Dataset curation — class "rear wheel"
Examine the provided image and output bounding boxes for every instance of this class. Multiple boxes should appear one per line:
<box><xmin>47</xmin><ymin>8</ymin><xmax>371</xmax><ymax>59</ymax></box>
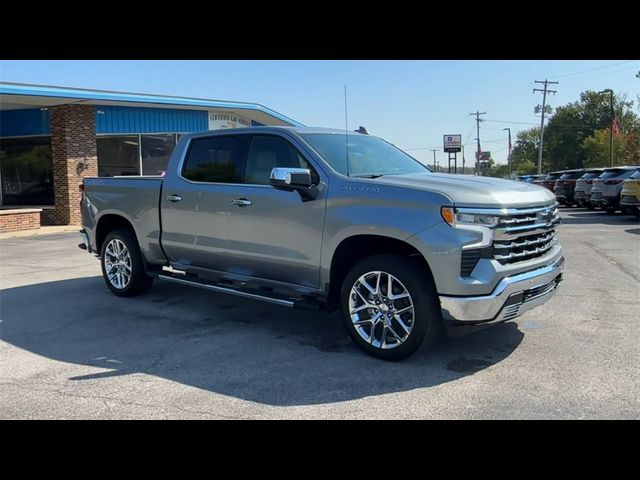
<box><xmin>340</xmin><ymin>255</ymin><xmax>441</xmax><ymax>361</ymax></box>
<box><xmin>100</xmin><ymin>228</ymin><xmax>153</xmax><ymax>297</ymax></box>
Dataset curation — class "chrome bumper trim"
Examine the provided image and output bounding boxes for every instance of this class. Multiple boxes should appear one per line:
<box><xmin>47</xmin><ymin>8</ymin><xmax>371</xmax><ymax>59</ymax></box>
<box><xmin>440</xmin><ymin>256</ymin><xmax>564</xmax><ymax>323</ymax></box>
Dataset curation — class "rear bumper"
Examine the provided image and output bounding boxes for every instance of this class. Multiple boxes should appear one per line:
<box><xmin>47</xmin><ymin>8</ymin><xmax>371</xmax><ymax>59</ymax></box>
<box><xmin>440</xmin><ymin>256</ymin><xmax>564</xmax><ymax>324</ymax></box>
<box><xmin>590</xmin><ymin>192</ymin><xmax>606</xmax><ymax>205</ymax></box>
<box><xmin>554</xmin><ymin>190</ymin><xmax>573</xmax><ymax>203</ymax></box>
<box><xmin>620</xmin><ymin>195</ymin><xmax>640</xmax><ymax>207</ymax></box>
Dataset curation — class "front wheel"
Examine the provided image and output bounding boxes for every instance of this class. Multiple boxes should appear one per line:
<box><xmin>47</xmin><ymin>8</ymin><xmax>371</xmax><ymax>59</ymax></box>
<box><xmin>340</xmin><ymin>255</ymin><xmax>441</xmax><ymax>361</ymax></box>
<box><xmin>100</xmin><ymin>228</ymin><xmax>153</xmax><ymax>297</ymax></box>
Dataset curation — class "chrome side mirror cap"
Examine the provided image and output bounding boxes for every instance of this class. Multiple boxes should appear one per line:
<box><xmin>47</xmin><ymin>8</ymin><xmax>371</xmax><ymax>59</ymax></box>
<box><xmin>269</xmin><ymin>167</ymin><xmax>313</xmax><ymax>188</ymax></box>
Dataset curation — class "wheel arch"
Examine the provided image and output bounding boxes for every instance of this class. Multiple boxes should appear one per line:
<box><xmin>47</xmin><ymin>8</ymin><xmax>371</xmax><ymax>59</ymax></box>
<box><xmin>326</xmin><ymin>234</ymin><xmax>435</xmax><ymax>310</ymax></box>
<box><xmin>95</xmin><ymin>213</ymin><xmax>138</xmax><ymax>255</ymax></box>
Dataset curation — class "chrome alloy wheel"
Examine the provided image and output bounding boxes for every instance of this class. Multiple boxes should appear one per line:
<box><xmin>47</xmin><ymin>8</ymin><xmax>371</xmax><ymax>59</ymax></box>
<box><xmin>104</xmin><ymin>238</ymin><xmax>132</xmax><ymax>290</ymax></box>
<box><xmin>348</xmin><ymin>271</ymin><xmax>415</xmax><ymax>349</ymax></box>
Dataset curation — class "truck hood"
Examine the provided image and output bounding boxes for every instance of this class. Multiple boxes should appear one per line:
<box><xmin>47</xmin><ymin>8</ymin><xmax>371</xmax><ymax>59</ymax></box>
<box><xmin>374</xmin><ymin>173</ymin><xmax>556</xmax><ymax>208</ymax></box>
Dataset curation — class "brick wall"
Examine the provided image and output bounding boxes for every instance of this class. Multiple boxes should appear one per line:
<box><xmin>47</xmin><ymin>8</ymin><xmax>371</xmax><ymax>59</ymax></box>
<box><xmin>0</xmin><ymin>209</ymin><xmax>42</xmax><ymax>233</ymax></box>
<box><xmin>43</xmin><ymin>105</ymin><xmax>98</xmax><ymax>226</ymax></box>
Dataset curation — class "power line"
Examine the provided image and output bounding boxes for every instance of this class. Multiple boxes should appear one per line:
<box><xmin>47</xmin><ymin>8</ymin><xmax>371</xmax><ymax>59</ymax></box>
<box><xmin>485</xmin><ymin>119</ymin><xmax>540</xmax><ymax>125</ymax></box>
<box><xmin>548</xmin><ymin>60</ymin><xmax>635</xmax><ymax>80</ymax></box>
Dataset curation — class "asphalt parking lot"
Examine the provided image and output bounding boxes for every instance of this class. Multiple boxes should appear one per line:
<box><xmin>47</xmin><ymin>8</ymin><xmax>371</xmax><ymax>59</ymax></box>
<box><xmin>1</xmin><ymin>209</ymin><xmax>639</xmax><ymax>419</ymax></box>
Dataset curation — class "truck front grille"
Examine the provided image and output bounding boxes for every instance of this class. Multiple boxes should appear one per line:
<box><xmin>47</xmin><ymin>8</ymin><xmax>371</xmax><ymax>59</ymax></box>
<box><xmin>492</xmin><ymin>204</ymin><xmax>560</xmax><ymax>265</ymax></box>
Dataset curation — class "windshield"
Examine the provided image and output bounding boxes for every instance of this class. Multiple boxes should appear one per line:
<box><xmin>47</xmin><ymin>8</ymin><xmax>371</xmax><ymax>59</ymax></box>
<box><xmin>300</xmin><ymin>133</ymin><xmax>429</xmax><ymax>177</ymax></box>
<box><xmin>546</xmin><ymin>173</ymin><xmax>562</xmax><ymax>180</ymax></box>
<box><xmin>630</xmin><ymin>170</ymin><xmax>640</xmax><ymax>180</ymax></box>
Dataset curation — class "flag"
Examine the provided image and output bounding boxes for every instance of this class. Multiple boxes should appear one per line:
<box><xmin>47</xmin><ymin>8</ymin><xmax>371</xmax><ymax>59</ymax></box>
<box><xmin>612</xmin><ymin>117</ymin><xmax>620</xmax><ymax>136</ymax></box>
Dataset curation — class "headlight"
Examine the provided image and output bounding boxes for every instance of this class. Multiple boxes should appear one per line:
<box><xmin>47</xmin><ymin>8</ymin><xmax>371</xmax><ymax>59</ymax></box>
<box><xmin>441</xmin><ymin>207</ymin><xmax>499</xmax><ymax>228</ymax></box>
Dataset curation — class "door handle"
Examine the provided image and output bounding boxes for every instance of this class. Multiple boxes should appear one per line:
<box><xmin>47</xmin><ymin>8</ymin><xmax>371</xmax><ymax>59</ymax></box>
<box><xmin>165</xmin><ymin>194</ymin><xmax>182</xmax><ymax>202</ymax></box>
<box><xmin>230</xmin><ymin>198</ymin><xmax>252</xmax><ymax>207</ymax></box>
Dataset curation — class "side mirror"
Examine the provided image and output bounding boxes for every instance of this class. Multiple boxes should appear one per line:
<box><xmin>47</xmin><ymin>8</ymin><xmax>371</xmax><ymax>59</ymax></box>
<box><xmin>269</xmin><ymin>167</ymin><xmax>313</xmax><ymax>189</ymax></box>
<box><xmin>269</xmin><ymin>167</ymin><xmax>318</xmax><ymax>201</ymax></box>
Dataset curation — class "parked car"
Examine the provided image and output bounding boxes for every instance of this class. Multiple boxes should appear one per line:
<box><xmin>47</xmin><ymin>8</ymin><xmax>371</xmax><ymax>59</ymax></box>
<box><xmin>532</xmin><ymin>175</ymin><xmax>545</xmax><ymax>186</ymax></box>
<box><xmin>553</xmin><ymin>169</ymin><xmax>585</xmax><ymax>206</ymax></box>
<box><xmin>518</xmin><ymin>174</ymin><xmax>544</xmax><ymax>183</ymax></box>
<box><xmin>590</xmin><ymin>166</ymin><xmax>640</xmax><ymax>213</ymax></box>
<box><xmin>542</xmin><ymin>171</ymin><xmax>564</xmax><ymax>191</ymax></box>
<box><xmin>79</xmin><ymin>126</ymin><xmax>564</xmax><ymax>361</ymax></box>
<box><xmin>574</xmin><ymin>168</ymin><xmax>605</xmax><ymax>209</ymax></box>
<box><xmin>620</xmin><ymin>169</ymin><xmax>640</xmax><ymax>218</ymax></box>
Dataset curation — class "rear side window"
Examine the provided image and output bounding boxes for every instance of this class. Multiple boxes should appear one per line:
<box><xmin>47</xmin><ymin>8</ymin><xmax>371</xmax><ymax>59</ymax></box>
<box><xmin>182</xmin><ymin>136</ymin><xmax>248</xmax><ymax>183</ymax></box>
<box><xmin>243</xmin><ymin>135</ymin><xmax>316</xmax><ymax>185</ymax></box>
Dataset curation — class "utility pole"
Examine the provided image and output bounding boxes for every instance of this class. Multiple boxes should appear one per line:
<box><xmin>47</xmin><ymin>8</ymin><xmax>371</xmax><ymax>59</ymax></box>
<box><xmin>533</xmin><ymin>79</ymin><xmax>558</xmax><ymax>174</ymax></box>
<box><xmin>461</xmin><ymin>145</ymin><xmax>465</xmax><ymax>173</ymax></box>
<box><xmin>469</xmin><ymin>111</ymin><xmax>486</xmax><ymax>175</ymax></box>
<box><xmin>503</xmin><ymin>127</ymin><xmax>512</xmax><ymax>178</ymax></box>
<box><xmin>598</xmin><ymin>89</ymin><xmax>614</xmax><ymax>167</ymax></box>
<box><xmin>430</xmin><ymin>148</ymin><xmax>439</xmax><ymax>171</ymax></box>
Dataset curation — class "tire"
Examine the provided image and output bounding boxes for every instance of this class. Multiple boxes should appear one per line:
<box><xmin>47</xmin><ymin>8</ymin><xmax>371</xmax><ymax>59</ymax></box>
<box><xmin>606</xmin><ymin>207</ymin><xmax>615</xmax><ymax>214</ymax></box>
<box><xmin>340</xmin><ymin>254</ymin><xmax>441</xmax><ymax>361</ymax></box>
<box><xmin>100</xmin><ymin>228</ymin><xmax>153</xmax><ymax>297</ymax></box>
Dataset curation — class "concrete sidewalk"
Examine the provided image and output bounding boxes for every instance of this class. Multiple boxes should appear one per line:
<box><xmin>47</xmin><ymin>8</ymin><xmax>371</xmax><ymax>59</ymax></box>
<box><xmin>0</xmin><ymin>225</ymin><xmax>80</xmax><ymax>240</ymax></box>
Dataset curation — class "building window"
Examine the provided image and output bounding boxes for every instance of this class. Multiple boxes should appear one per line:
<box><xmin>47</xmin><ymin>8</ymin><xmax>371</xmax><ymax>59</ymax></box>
<box><xmin>0</xmin><ymin>136</ymin><xmax>54</xmax><ymax>206</ymax></box>
<box><xmin>97</xmin><ymin>136</ymin><xmax>140</xmax><ymax>177</ymax></box>
<box><xmin>141</xmin><ymin>134</ymin><xmax>176</xmax><ymax>176</ymax></box>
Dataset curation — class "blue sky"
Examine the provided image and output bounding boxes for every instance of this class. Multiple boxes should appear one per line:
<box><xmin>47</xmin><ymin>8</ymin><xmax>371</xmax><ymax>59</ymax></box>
<box><xmin>1</xmin><ymin>60</ymin><xmax>638</xmax><ymax>166</ymax></box>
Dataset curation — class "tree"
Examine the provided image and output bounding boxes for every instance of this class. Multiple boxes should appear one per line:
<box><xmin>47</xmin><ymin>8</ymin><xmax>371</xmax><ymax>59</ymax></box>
<box><xmin>543</xmin><ymin>90</ymin><xmax>638</xmax><ymax>171</ymax></box>
<box><xmin>583</xmin><ymin>128</ymin><xmax>640</xmax><ymax>167</ymax></box>
<box><xmin>486</xmin><ymin>163</ymin><xmax>509</xmax><ymax>179</ymax></box>
<box><xmin>509</xmin><ymin>127</ymin><xmax>541</xmax><ymax>174</ymax></box>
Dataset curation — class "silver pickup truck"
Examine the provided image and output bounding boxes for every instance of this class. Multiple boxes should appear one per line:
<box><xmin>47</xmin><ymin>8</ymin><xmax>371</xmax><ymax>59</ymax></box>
<box><xmin>80</xmin><ymin>127</ymin><xmax>564</xmax><ymax>360</ymax></box>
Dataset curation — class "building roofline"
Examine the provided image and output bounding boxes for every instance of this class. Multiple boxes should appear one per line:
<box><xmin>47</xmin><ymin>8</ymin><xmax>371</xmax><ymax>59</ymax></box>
<box><xmin>0</xmin><ymin>81</ymin><xmax>304</xmax><ymax>127</ymax></box>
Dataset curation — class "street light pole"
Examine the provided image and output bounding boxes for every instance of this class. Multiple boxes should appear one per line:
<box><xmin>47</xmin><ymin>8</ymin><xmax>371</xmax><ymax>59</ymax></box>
<box><xmin>598</xmin><ymin>89</ymin><xmax>614</xmax><ymax>167</ymax></box>
<box><xmin>503</xmin><ymin>127</ymin><xmax>512</xmax><ymax>178</ymax></box>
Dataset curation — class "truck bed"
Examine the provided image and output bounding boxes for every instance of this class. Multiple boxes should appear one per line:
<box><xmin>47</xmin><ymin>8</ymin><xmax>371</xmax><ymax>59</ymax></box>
<box><xmin>82</xmin><ymin>176</ymin><xmax>166</xmax><ymax>264</ymax></box>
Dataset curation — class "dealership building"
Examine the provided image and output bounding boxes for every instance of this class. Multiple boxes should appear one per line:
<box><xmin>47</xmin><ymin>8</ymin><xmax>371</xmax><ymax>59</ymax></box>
<box><xmin>0</xmin><ymin>82</ymin><xmax>301</xmax><ymax>232</ymax></box>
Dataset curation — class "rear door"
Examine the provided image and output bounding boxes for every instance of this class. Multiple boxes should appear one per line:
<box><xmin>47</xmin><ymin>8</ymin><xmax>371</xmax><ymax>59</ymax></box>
<box><xmin>225</xmin><ymin>133</ymin><xmax>327</xmax><ymax>288</ymax></box>
<box><xmin>160</xmin><ymin>134</ymin><xmax>250</xmax><ymax>270</ymax></box>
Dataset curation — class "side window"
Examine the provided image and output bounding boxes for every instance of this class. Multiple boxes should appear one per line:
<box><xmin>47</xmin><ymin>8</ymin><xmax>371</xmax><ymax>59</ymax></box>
<box><xmin>243</xmin><ymin>135</ymin><xmax>317</xmax><ymax>185</ymax></box>
<box><xmin>182</xmin><ymin>135</ymin><xmax>247</xmax><ymax>183</ymax></box>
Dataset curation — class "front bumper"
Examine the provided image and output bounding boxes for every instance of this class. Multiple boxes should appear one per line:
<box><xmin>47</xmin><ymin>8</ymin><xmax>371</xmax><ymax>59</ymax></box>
<box><xmin>440</xmin><ymin>256</ymin><xmax>564</xmax><ymax>324</ymax></box>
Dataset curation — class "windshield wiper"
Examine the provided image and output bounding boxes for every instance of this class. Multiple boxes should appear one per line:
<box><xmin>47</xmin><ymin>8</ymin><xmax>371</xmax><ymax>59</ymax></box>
<box><xmin>351</xmin><ymin>174</ymin><xmax>384</xmax><ymax>179</ymax></box>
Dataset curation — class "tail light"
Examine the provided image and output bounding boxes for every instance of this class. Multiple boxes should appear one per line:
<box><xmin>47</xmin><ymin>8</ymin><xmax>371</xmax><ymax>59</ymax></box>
<box><xmin>604</xmin><ymin>179</ymin><xmax>622</xmax><ymax>185</ymax></box>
